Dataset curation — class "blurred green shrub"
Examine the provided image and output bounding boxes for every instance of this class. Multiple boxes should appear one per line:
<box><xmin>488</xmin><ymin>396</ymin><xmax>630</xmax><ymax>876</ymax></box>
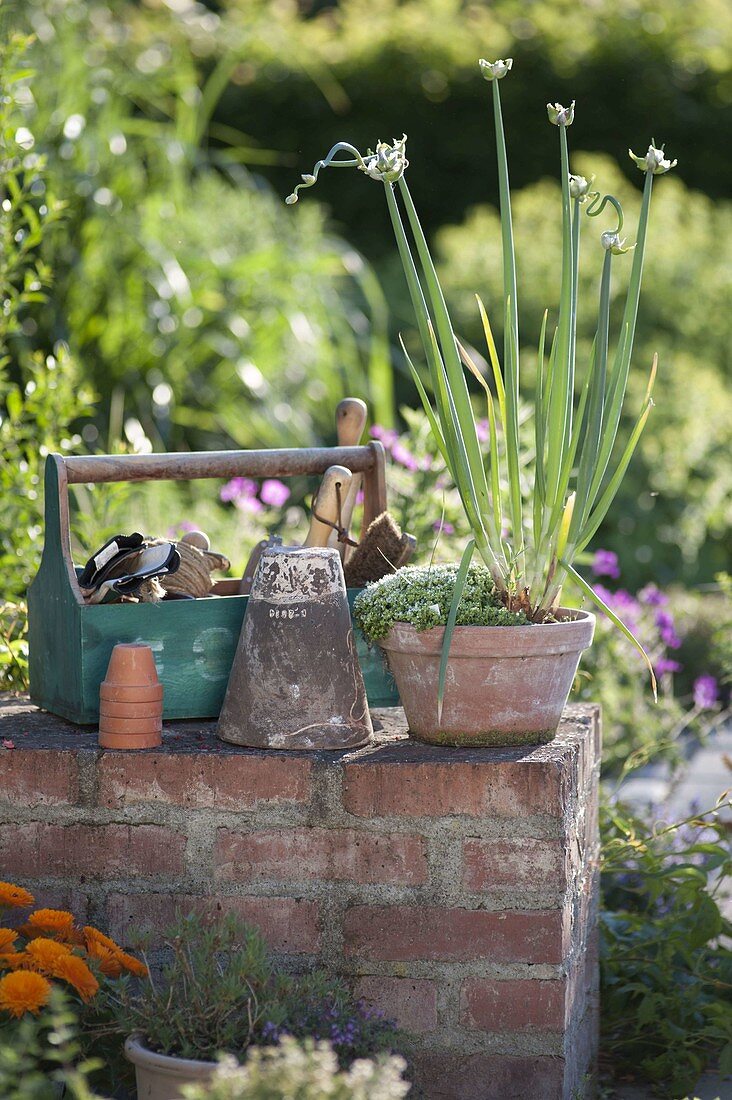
<box><xmin>436</xmin><ymin>155</ymin><xmax>732</xmax><ymax>588</ymax></box>
<box><xmin>15</xmin><ymin>0</ymin><xmax>394</xmax><ymax>449</ymax></box>
<box><xmin>206</xmin><ymin>0</ymin><xmax>732</xmax><ymax>247</ymax></box>
<box><xmin>601</xmin><ymin>798</ymin><xmax>732</xmax><ymax>1094</ymax></box>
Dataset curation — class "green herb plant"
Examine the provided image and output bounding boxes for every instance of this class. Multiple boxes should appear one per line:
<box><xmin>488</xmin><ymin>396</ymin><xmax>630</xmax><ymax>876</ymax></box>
<box><xmin>287</xmin><ymin>58</ymin><xmax>676</xmax><ymax>703</ymax></box>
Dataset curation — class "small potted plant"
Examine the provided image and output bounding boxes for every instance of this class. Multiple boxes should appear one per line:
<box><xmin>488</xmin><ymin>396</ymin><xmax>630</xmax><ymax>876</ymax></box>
<box><xmin>97</xmin><ymin>913</ymin><xmax>401</xmax><ymax>1099</ymax></box>
<box><xmin>287</xmin><ymin>59</ymin><xmax>675</xmax><ymax>746</ymax></box>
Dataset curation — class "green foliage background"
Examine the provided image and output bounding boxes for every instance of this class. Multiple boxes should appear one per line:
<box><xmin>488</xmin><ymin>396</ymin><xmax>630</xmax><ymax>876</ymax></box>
<box><xmin>2</xmin><ymin>0</ymin><xmax>728</xmax><ymax>591</ymax></box>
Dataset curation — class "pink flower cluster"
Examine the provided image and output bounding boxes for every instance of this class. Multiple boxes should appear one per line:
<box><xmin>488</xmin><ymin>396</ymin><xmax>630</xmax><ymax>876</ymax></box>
<box><xmin>220</xmin><ymin>477</ymin><xmax>291</xmax><ymax>513</ymax></box>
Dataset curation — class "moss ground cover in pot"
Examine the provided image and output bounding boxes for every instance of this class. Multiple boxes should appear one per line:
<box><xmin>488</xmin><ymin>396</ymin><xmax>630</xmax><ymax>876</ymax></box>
<box><xmin>354</xmin><ymin>564</ymin><xmax>594</xmax><ymax>745</ymax></box>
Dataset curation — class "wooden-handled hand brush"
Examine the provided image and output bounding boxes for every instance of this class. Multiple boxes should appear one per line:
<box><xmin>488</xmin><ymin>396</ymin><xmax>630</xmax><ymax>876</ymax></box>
<box><xmin>344</xmin><ymin>512</ymin><xmax>416</xmax><ymax>588</ymax></box>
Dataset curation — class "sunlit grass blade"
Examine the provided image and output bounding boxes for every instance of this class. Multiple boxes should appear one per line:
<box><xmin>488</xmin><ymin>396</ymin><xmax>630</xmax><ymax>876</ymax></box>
<box><xmin>560</xmin><ymin>558</ymin><xmax>657</xmax><ymax>699</ymax></box>
<box><xmin>544</xmin><ymin>126</ymin><xmax>574</xmax><ymax>510</ymax></box>
<box><xmin>397</xmin><ymin>178</ymin><xmax>491</xmax><ymax>519</ymax></box>
<box><xmin>437</xmin><ymin>538</ymin><xmax>475</xmax><ymax>722</ymax></box>
<box><xmin>458</xmin><ymin>340</ymin><xmax>504</xmax><ymax>547</ymax></box>
<box><xmin>504</xmin><ymin>296</ymin><xmax>524</xmax><ymax>551</ymax></box>
<box><xmin>399</xmin><ymin>335</ymin><xmax>448</xmax><ymax>465</ymax></box>
<box><xmin>533</xmin><ymin>308</ymin><xmax>549</xmax><ymax>543</ymax></box>
<box><xmin>575</xmin><ymin>358</ymin><xmax>657</xmax><ymax>551</ymax></box>
<box><xmin>475</xmin><ymin>294</ymin><xmax>505</xmax><ymax>424</ymax></box>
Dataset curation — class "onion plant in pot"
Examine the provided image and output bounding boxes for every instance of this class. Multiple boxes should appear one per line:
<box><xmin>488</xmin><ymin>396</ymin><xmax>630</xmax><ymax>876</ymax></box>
<box><xmin>287</xmin><ymin>59</ymin><xmax>675</xmax><ymax>746</ymax></box>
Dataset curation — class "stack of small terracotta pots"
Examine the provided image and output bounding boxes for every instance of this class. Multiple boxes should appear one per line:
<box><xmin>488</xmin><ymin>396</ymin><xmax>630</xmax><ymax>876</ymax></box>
<box><xmin>99</xmin><ymin>643</ymin><xmax>163</xmax><ymax>749</ymax></box>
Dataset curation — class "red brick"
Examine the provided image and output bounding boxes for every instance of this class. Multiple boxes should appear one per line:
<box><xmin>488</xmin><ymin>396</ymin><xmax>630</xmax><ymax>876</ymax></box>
<box><xmin>460</xmin><ymin>978</ymin><xmax>566</xmax><ymax>1032</ymax></box>
<box><xmin>462</xmin><ymin>838</ymin><xmax>564</xmax><ymax>892</ymax></box>
<box><xmin>214</xmin><ymin>828</ymin><xmax>428</xmax><ymax>886</ymax></box>
<box><xmin>344</xmin><ymin>905</ymin><xmax>565</xmax><ymax>964</ymax></box>
<box><xmin>105</xmin><ymin>892</ymin><xmax>320</xmax><ymax>953</ymax></box>
<box><xmin>354</xmin><ymin>977</ymin><xmax>438</xmax><ymax>1033</ymax></box>
<box><xmin>343</xmin><ymin>757</ymin><xmax>569</xmax><ymax>819</ymax></box>
<box><xmin>412</xmin><ymin>1052</ymin><xmax>565</xmax><ymax>1100</ymax></box>
<box><xmin>98</xmin><ymin>752</ymin><xmax>312</xmax><ymax>810</ymax></box>
<box><xmin>0</xmin><ymin>749</ymin><xmax>79</xmax><ymax>805</ymax></box>
<box><xmin>0</xmin><ymin>822</ymin><xmax>185</xmax><ymax>879</ymax></box>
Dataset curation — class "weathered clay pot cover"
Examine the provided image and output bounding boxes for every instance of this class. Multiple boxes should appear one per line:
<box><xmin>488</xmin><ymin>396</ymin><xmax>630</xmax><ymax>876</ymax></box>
<box><xmin>379</xmin><ymin>609</ymin><xmax>595</xmax><ymax>747</ymax></box>
<box><xmin>217</xmin><ymin>546</ymin><xmax>372</xmax><ymax>750</ymax></box>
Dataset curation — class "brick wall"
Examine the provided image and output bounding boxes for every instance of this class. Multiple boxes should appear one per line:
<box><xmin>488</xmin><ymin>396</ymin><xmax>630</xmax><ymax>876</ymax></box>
<box><xmin>0</xmin><ymin>696</ymin><xmax>601</xmax><ymax>1100</ymax></box>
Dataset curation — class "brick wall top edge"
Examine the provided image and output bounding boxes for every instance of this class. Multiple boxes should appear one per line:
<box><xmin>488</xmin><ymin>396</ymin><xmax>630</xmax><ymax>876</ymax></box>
<box><xmin>0</xmin><ymin>695</ymin><xmax>599</xmax><ymax>760</ymax></box>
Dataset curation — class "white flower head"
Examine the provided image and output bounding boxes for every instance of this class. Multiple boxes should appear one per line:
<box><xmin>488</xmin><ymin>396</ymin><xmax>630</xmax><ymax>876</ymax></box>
<box><xmin>629</xmin><ymin>142</ymin><xmax>677</xmax><ymax>175</ymax></box>
<box><xmin>569</xmin><ymin>173</ymin><xmax>594</xmax><ymax>201</ymax></box>
<box><xmin>547</xmin><ymin>101</ymin><xmax>575</xmax><ymax>127</ymax></box>
<box><xmin>479</xmin><ymin>58</ymin><xmax>513</xmax><ymax>81</ymax></box>
<box><xmin>601</xmin><ymin>230</ymin><xmax>634</xmax><ymax>255</ymax></box>
<box><xmin>359</xmin><ymin>135</ymin><xmax>408</xmax><ymax>183</ymax></box>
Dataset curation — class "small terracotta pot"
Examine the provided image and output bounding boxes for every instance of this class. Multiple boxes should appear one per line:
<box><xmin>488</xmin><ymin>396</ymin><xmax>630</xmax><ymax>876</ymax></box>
<box><xmin>99</xmin><ymin>644</ymin><xmax>163</xmax><ymax>749</ymax></box>
<box><xmin>98</xmin><ymin>729</ymin><xmax>162</xmax><ymax>750</ymax></box>
<box><xmin>124</xmin><ymin>1036</ymin><xmax>217</xmax><ymax>1100</ymax></box>
<box><xmin>379</xmin><ymin>609</ymin><xmax>595</xmax><ymax>747</ymax></box>
<box><xmin>100</xmin><ymin>682</ymin><xmax>164</xmax><ymax>704</ymax></box>
<box><xmin>104</xmin><ymin>642</ymin><xmax>159</xmax><ymax>686</ymax></box>
<box><xmin>100</xmin><ymin>698</ymin><xmax>165</xmax><ymax>719</ymax></box>
<box><xmin>99</xmin><ymin>713</ymin><xmax>162</xmax><ymax>736</ymax></box>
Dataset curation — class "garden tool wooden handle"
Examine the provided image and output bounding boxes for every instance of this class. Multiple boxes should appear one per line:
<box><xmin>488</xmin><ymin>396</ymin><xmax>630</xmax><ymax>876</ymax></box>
<box><xmin>329</xmin><ymin>399</ymin><xmax>368</xmax><ymax>558</ymax></box>
<box><xmin>304</xmin><ymin>465</ymin><xmax>353</xmax><ymax>548</ymax></box>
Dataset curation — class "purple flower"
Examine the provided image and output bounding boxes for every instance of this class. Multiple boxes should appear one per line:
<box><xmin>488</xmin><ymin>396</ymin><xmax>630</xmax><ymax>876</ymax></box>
<box><xmin>369</xmin><ymin>424</ymin><xmax>399</xmax><ymax>448</ymax></box>
<box><xmin>639</xmin><ymin>583</ymin><xmax>667</xmax><ymax>607</ymax></box>
<box><xmin>220</xmin><ymin>476</ymin><xmax>258</xmax><ymax>504</ymax></box>
<box><xmin>693</xmin><ymin>674</ymin><xmax>719</xmax><ymax>709</ymax></box>
<box><xmin>655</xmin><ymin>609</ymin><xmax>681</xmax><ymax>649</ymax></box>
<box><xmin>655</xmin><ymin>658</ymin><xmax>682</xmax><ymax>677</ymax></box>
<box><xmin>391</xmin><ymin>441</ymin><xmax>420</xmax><ymax>471</ymax></box>
<box><xmin>433</xmin><ymin>519</ymin><xmax>455</xmax><ymax>535</ymax></box>
<box><xmin>592</xmin><ymin>549</ymin><xmax>620</xmax><ymax>579</ymax></box>
<box><xmin>235</xmin><ymin>495</ymin><xmax>264</xmax><ymax>515</ymax></box>
<box><xmin>476</xmin><ymin>418</ymin><xmax>490</xmax><ymax>443</ymax></box>
<box><xmin>260</xmin><ymin>478</ymin><xmax>291</xmax><ymax>508</ymax></box>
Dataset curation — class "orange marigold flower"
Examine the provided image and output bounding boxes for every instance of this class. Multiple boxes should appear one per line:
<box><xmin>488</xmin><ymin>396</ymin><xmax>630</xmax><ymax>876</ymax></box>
<box><xmin>0</xmin><ymin>883</ymin><xmax>34</xmax><ymax>909</ymax></box>
<box><xmin>25</xmin><ymin>909</ymin><xmax>79</xmax><ymax>942</ymax></box>
<box><xmin>118</xmin><ymin>951</ymin><xmax>148</xmax><ymax>978</ymax></box>
<box><xmin>0</xmin><ymin>952</ymin><xmax>27</xmax><ymax>971</ymax></box>
<box><xmin>0</xmin><ymin>970</ymin><xmax>51</xmax><ymax>1016</ymax></box>
<box><xmin>85</xmin><ymin>941</ymin><xmax>123</xmax><ymax>978</ymax></box>
<box><xmin>25</xmin><ymin>937</ymin><xmax>73</xmax><ymax>974</ymax></box>
<box><xmin>83</xmin><ymin>926</ymin><xmax>122</xmax><ymax>953</ymax></box>
<box><xmin>0</xmin><ymin>929</ymin><xmax>17</xmax><ymax>954</ymax></box>
<box><xmin>53</xmin><ymin>954</ymin><xmax>99</xmax><ymax>1002</ymax></box>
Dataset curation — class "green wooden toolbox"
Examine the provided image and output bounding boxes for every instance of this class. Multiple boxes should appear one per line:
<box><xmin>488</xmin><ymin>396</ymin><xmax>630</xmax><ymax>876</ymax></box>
<box><xmin>28</xmin><ymin>444</ymin><xmax>398</xmax><ymax>724</ymax></box>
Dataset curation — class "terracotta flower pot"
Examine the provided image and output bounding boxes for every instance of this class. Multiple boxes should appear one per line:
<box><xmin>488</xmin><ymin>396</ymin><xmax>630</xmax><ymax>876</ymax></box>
<box><xmin>103</xmin><ymin>643</ymin><xmax>160</xmax><ymax>688</ymax></box>
<box><xmin>98</xmin><ymin>729</ymin><xmax>163</xmax><ymax>750</ymax></box>
<box><xmin>379</xmin><ymin>609</ymin><xmax>595</xmax><ymax>747</ymax></box>
<box><xmin>99</xmin><ymin>643</ymin><xmax>163</xmax><ymax>750</ymax></box>
<box><xmin>124</xmin><ymin>1036</ymin><xmax>217</xmax><ymax>1100</ymax></box>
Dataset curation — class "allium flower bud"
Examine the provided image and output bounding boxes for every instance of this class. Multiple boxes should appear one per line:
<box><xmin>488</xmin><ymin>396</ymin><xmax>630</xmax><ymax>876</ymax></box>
<box><xmin>569</xmin><ymin>173</ymin><xmax>594</xmax><ymax>200</ymax></box>
<box><xmin>601</xmin><ymin>230</ymin><xmax>633</xmax><ymax>254</ymax></box>
<box><xmin>301</xmin><ymin>174</ymin><xmax>316</xmax><ymax>184</ymax></box>
<box><xmin>547</xmin><ymin>101</ymin><xmax>575</xmax><ymax>127</ymax></box>
<box><xmin>479</xmin><ymin>58</ymin><xmax>513</xmax><ymax>81</ymax></box>
<box><xmin>360</xmin><ymin>136</ymin><xmax>408</xmax><ymax>183</ymax></box>
<box><xmin>285</xmin><ymin>193</ymin><xmax>298</xmax><ymax>205</ymax></box>
<box><xmin>628</xmin><ymin>143</ymin><xmax>677</xmax><ymax>174</ymax></box>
